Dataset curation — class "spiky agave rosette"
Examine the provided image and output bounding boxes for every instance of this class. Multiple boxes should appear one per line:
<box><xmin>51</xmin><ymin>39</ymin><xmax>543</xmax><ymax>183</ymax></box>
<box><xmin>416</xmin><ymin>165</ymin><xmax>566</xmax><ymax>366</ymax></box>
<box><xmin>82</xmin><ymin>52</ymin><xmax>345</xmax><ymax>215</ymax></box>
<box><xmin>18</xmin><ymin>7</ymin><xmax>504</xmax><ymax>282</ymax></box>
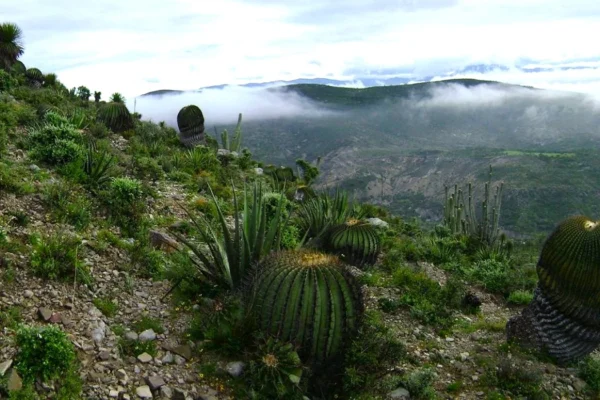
<box><xmin>325</xmin><ymin>218</ymin><xmax>381</xmax><ymax>267</ymax></box>
<box><xmin>506</xmin><ymin>216</ymin><xmax>600</xmax><ymax>364</ymax></box>
<box><xmin>250</xmin><ymin>250</ymin><xmax>363</xmax><ymax>365</ymax></box>
<box><xmin>177</xmin><ymin>105</ymin><xmax>205</xmax><ymax>147</ymax></box>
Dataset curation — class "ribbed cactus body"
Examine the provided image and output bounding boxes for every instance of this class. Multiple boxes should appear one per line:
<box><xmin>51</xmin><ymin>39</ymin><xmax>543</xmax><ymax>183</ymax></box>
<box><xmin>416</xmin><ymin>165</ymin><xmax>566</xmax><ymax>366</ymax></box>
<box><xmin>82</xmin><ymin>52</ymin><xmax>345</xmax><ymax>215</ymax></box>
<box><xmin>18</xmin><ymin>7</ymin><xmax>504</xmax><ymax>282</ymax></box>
<box><xmin>252</xmin><ymin>250</ymin><xmax>362</xmax><ymax>363</ymax></box>
<box><xmin>177</xmin><ymin>105</ymin><xmax>205</xmax><ymax>147</ymax></box>
<box><xmin>11</xmin><ymin>61</ymin><xmax>25</xmax><ymax>74</ymax></box>
<box><xmin>326</xmin><ymin>219</ymin><xmax>380</xmax><ymax>267</ymax></box>
<box><xmin>25</xmin><ymin>67</ymin><xmax>43</xmax><ymax>82</ymax></box>
<box><xmin>507</xmin><ymin>216</ymin><xmax>600</xmax><ymax>364</ymax></box>
<box><xmin>98</xmin><ymin>102</ymin><xmax>133</xmax><ymax>133</ymax></box>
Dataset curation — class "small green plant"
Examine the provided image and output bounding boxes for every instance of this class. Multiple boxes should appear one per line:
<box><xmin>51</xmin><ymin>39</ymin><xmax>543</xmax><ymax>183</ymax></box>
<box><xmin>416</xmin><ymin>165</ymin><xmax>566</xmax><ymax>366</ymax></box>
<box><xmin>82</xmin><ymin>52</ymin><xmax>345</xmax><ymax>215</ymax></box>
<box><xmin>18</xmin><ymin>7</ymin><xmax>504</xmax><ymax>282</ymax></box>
<box><xmin>0</xmin><ymin>306</ymin><xmax>22</xmax><ymax>330</ymax></box>
<box><xmin>82</xmin><ymin>141</ymin><xmax>115</xmax><ymax>189</ymax></box>
<box><xmin>481</xmin><ymin>358</ymin><xmax>547</xmax><ymax>399</ymax></box>
<box><xmin>14</xmin><ymin>325</ymin><xmax>76</xmax><ymax>384</ymax></box>
<box><xmin>29</xmin><ymin>233</ymin><xmax>92</xmax><ymax>285</ymax></box>
<box><xmin>246</xmin><ymin>336</ymin><xmax>304</xmax><ymax>399</ymax></box>
<box><xmin>579</xmin><ymin>356</ymin><xmax>600</xmax><ymax>395</ymax></box>
<box><xmin>104</xmin><ymin>177</ymin><xmax>146</xmax><ymax>235</ymax></box>
<box><xmin>507</xmin><ymin>290</ymin><xmax>533</xmax><ymax>305</ymax></box>
<box><xmin>401</xmin><ymin>368</ymin><xmax>438</xmax><ymax>400</ymax></box>
<box><xmin>92</xmin><ymin>297</ymin><xmax>119</xmax><ymax>317</ymax></box>
<box><xmin>28</xmin><ymin>117</ymin><xmax>83</xmax><ymax>165</ymax></box>
<box><xmin>118</xmin><ymin>337</ymin><xmax>157</xmax><ymax>357</ymax></box>
<box><xmin>133</xmin><ymin>315</ymin><xmax>164</xmax><ymax>334</ymax></box>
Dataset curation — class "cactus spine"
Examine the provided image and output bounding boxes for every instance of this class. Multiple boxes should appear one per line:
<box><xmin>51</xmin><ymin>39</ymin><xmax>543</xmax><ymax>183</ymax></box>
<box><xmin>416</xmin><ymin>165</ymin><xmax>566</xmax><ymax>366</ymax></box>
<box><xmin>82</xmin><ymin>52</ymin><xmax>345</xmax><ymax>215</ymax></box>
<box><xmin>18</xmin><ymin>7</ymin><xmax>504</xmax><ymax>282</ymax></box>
<box><xmin>251</xmin><ymin>250</ymin><xmax>362</xmax><ymax>364</ymax></box>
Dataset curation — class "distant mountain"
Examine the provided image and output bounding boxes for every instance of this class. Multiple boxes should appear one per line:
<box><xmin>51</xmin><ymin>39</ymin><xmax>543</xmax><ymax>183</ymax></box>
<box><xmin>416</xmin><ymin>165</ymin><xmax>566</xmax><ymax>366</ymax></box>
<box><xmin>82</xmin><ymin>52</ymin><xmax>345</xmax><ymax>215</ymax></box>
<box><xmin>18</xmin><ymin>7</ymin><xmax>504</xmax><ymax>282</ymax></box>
<box><xmin>139</xmin><ymin>78</ymin><xmax>600</xmax><ymax>235</ymax></box>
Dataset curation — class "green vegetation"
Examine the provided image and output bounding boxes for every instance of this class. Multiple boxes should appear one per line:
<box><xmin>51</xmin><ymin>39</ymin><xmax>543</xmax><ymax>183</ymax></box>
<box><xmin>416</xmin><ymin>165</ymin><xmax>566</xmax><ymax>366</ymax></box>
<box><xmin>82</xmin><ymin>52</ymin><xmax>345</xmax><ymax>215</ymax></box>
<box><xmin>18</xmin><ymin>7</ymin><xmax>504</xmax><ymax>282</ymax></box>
<box><xmin>1</xmin><ymin>21</ymin><xmax>596</xmax><ymax>399</ymax></box>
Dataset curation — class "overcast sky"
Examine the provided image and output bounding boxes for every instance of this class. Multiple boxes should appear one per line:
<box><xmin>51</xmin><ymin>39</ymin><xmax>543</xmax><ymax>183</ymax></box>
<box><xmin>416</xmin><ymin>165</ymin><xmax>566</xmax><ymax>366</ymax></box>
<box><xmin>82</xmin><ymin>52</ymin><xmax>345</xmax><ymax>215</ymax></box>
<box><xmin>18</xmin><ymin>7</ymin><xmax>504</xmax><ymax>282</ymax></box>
<box><xmin>3</xmin><ymin>0</ymin><xmax>600</xmax><ymax>98</ymax></box>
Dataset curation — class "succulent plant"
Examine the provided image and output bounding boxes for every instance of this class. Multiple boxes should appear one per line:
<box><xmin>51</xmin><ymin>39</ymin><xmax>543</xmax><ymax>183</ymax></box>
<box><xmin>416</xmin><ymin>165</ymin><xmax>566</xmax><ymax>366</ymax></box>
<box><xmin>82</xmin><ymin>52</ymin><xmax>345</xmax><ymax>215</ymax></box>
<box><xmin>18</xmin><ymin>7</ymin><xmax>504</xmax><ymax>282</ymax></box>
<box><xmin>11</xmin><ymin>60</ymin><xmax>25</xmax><ymax>74</ymax></box>
<box><xmin>177</xmin><ymin>105</ymin><xmax>205</xmax><ymax>147</ymax></box>
<box><xmin>97</xmin><ymin>102</ymin><xmax>133</xmax><ymax>133</ymax></box>
<box><xmin>25</xmin><ymin>67</ymin><xmax>43</xmax><ymax>86</ymax></box>
<box><xmin>325</xmin><ymin>218</ymin><xmax>381</xmax><ymax>267</ymax></box>
<box><xmin>250</xmin><ymin>249</ymin><xmax>363</xmax><ymax>364</ymax></box>
<box><xmin>506</xmin><ymin>215</ymin><xmax>600</xmax><ymax>364</ymax></box>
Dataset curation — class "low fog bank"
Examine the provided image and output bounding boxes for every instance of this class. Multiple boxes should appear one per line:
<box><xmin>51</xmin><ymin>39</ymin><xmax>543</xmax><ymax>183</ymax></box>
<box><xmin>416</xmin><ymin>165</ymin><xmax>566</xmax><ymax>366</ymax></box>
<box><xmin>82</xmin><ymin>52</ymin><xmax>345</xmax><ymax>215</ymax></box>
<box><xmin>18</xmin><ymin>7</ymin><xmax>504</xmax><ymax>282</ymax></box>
<box><xmin>131</xmin><ymin>85</ymin><xmax>340</xmax><ymax>128</ymax></box>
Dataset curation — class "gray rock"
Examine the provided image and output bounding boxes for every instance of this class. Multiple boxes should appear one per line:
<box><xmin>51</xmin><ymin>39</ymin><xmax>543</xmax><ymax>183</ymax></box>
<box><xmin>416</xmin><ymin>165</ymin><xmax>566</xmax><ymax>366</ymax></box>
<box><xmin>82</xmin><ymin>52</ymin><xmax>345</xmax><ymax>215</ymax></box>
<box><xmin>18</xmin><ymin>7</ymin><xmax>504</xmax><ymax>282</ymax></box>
<box><xmin>38</xmin><ymin>307</ymin><xmax>53</xmax><ymax>321</ymax></box>
<box><xmin>172</xmin><ymin>345</ymin><xmax>192</xmax><ymax>360</ymax></box>
<box><xmin>125</xmin><ymin>331</ymin><xmax>139</xmax><ymax>341</ymax></box>
<box><xmin>29</xmin><ymin>164</ymin><xmax>40</xmax><ymax>172</ymax></box>
<box><xmin>161</xmin><ymin>352</ymin><xmax>174</xmax><ymax>364</ymax></box>
<box><xmin>116</xmin><ymin>369</ymin><xmax>129</xmax><ymax>381</ymax></box>
<box><xmin>173</xmin><ymin>355</ymin><xmax>186</xmax><ymax>365</ymax></box>
<box><xmin>146</xmin><ymin>375</ymin><xmax>166</xmax><ymax>390</ymax></box>
<box><xmin>173</xmin><ymin>388</ymin><xmax>187</xmax><ymax>400</ymax></box>
<box><xmin>160</xmin><ymin>386</ymin><xmax>173</xmax><ymax>399</ymax></box>
<box><xmin>139</xmin><ymin>329</ymin><xmax>157</xmax><ymax>342</ymax></box>
<box><xmin>388</xmin><ymin>387</ymin><xmax>410</xmax><ymax>399</ymax></box>
<box><xmin>0</xmin><ymin>359</ymin><xmax>12</xmax><ymax>377</ymax></box>
<box><xmin>254</xmin><ymin>167</ymin><xmax>263</xmax><ymax>175</ymax></box>
<box><xmin>109</xmin><ymin>389</ymin><xmax>119</xmax><ymax>398</ymax></box>
<box><xmin>23</xmin><ymin>290</ymin><xmax>34</xmax><ymax>298</ymax></box>
<box><xmin>136</xmin><ymin>385</ymin><xmax>153</xmax><ymax>398</ymax></box>
<box><xmin>7</xmin><ymin>369</ymin><xmax>22</xmax><ymax>392</ymax></box>
<box><xmin>138</xmin><ymin>353</ymin><xmax>153</xmax><ymax>363</ymax></box>
<box><xmin>225</xmin><ymin>361</ymin><xmax>245</xmax><ymax>377</ymax></box>
<box><xmin>98</xmin><ymin>351</ymin><xmax>111</xmax><ymax>361</ymax></box>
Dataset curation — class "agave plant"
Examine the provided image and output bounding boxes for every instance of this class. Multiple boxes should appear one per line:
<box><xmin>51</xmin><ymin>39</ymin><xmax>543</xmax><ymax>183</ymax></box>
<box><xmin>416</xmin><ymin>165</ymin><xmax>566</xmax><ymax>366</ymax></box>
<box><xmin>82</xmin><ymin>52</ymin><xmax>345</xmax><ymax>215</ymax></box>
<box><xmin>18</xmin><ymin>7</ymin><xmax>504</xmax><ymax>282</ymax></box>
<box><xmin>168</xmin><ymin>182</ymin><xmax>290</xmax><ymax>291</ymax></box>
<box><xmin>0</xmin><ymin>23</ymin><xmax>24</xmax><ymax>71</ymax></box>
<box><xmin>297</xmin><ymin>190</ymin><xmax>350</xmax><ymax>241</ymax></box>
<box><xmin>97</xmin><ymin>102</ymin><xmax>133</xmax><ymax>133</ymax></box>
<box><xmin>83</xmin><ymin>141</ymin><xmax>115</xmax><ymax>190</ymax></box>
<box><xmin>250</xmin><ymin>249</ymin><xmax>363</xmax><ymax>364</ymax></box>
<box><xmin>109</xmin><ymin>92</ymin><xmax>125</xmax><ymax>103</ymax></box>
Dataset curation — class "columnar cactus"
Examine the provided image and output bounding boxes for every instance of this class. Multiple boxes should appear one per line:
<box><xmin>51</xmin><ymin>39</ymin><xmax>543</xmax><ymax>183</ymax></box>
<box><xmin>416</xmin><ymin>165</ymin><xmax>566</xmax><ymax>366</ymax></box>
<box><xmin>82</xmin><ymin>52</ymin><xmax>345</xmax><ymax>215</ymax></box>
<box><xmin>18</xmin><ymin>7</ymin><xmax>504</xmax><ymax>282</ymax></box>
<box><xmin>506</xmin><ymin>216</ymin><xmax>600</xmax><ymax>364</ymax></box>
<box><xmin>251</xmin><ymin>250</ymin><xmax>363</xmax><ymax>364</ymax></box>
<box><xmin>177</xmin><ymin>105</ymin><xmax>205</xmax><ymax>147</ymax></box>
<box><xmin>325</xmin><ymin>218</ymin><xmax>381</xmax><ymax>267</ymax></box>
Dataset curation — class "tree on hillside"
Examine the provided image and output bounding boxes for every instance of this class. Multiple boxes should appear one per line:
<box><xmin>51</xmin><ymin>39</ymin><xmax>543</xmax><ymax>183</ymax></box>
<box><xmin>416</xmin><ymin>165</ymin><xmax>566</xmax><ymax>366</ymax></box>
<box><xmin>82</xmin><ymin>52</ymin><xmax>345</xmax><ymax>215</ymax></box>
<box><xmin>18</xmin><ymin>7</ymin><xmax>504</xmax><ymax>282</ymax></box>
<box><xmin>94</xmin><ymin>91</ymin><xmax>101</xmax><ymax>103</ymax></box>
<box><xmin>76</xmin><ymin>85</ymin><xmax>91</xmax><ymax>101</ymax></box>
<box><xmin>110</xmin><ymin>92</ymin><xmax>125</xmax><ymax>103</ymax></box>
<box><xmin>0</xmin><ymin>22</ymin><xmax>24</xmax><ymax>70</ymax></box>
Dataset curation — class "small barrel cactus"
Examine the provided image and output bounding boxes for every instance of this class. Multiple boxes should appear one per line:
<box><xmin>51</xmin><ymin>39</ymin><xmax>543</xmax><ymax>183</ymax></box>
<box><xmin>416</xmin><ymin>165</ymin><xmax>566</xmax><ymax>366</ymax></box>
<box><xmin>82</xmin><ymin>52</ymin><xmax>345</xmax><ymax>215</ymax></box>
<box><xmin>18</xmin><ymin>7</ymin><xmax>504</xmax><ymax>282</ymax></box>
<box><xmin>507</xmin><ymin>215</ymin><xmax>600</xmax><ymax>364</ymax></box>
<box><xmin>98</xmin><ymin>102</ymin><xmax>133</xmax><ymax>133</ymax></box>
<box><xmin>326</xmin><ymin>218</ymin><xmax>381</xmax><ymax>267</ymax></box>
<box><xmin>177</xmin><ymin>105</ymin><xmax>205</xmax><ymax>147</ymax></box>
<box><xmin>251</xmin><ymin>250</ymin><xmax>363</xmax><ymax>364</ymax></box>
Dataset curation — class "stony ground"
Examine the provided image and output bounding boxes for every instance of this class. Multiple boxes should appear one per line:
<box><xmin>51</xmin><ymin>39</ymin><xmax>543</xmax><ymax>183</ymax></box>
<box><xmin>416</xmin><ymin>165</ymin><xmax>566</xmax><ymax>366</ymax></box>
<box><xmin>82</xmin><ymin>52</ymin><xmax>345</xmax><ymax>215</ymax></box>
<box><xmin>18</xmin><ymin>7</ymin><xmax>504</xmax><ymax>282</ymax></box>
<box><xmin>0</xmin><ymin>150</ymin><xmax>596</xmax><ymax>400</ymax></box>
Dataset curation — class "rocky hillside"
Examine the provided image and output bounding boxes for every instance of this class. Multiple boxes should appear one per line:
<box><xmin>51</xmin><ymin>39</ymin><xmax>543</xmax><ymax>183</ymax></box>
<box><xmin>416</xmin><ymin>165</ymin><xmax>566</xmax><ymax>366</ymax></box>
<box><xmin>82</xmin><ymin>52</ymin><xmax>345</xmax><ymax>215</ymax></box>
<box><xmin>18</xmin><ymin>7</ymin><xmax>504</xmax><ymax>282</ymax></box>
<box><xmin>3</xmin><ymin>24</ymin><xmax>600</xmax><ymax>400</ymax></box>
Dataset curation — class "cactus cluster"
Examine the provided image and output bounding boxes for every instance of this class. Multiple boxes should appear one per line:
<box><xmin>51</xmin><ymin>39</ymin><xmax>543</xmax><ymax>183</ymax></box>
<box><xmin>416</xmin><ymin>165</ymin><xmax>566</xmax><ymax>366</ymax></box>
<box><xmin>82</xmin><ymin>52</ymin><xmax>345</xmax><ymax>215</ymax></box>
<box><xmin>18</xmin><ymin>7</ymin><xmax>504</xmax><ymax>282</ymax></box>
<box><xmin>506</xmin><ymin>215</ymin><xmax>600</xmax><ymax>364</ymax></box>
<box><xmin>177</xmin><ymin>105</ymin><xmax>205</xmax><ymax>147</ymax></box>
<box><xmin>325</xmin><ymin>218</ymin><xmax>380</xmax><ymax>267</ymax></box>
<box><xmin>251</xmin><ymin>250</ymin><xmax>363</xmax><ymax>364</ymax></box>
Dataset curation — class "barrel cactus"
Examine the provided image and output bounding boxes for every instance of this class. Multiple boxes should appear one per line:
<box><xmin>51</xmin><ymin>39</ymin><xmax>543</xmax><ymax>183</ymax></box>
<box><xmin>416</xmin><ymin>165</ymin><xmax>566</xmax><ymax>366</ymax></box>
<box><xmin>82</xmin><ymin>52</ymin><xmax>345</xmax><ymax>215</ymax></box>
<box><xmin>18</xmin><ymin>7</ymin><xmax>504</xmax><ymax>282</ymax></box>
<box><xmin>97</xmin><ymin>102</ymin><xmax>133</xmax><ymax>133</ymax></box>
<box><xmin>251</xmin><ymin>250</ymin><xmax>363</xmax><ymax>364</ymax></box>
<box><xmin>177</xmin><ymin>105</ymin><xmax>205</xmax><ymax>147</ymax></box>
<box><xmin>325</xmin><ymin>218</ymin><xmax>381</xmax><ymax>267</ymax></box>
<box><xmin>11</xmin><ymin>60</ymin><xmax>26</xmax><ymax>75</ymax></box>
<box><xmin>506</xmin><ymin>215</ymin><xmax>600</xmax><ymax>364</ymax></box>
<box><xmin>25</xmin><ymin>67</ymin><xmax>43</xmax><ymax>87</ymax></box>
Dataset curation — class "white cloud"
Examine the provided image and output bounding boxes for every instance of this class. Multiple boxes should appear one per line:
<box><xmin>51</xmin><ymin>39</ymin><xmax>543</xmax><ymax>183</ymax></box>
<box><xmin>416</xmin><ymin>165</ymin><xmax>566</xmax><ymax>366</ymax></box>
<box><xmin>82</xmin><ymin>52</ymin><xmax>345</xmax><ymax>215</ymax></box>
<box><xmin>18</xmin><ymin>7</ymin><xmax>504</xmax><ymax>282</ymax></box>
<box><xmin>3</xmin><ymin>0</ymin><xmax>600</xmax><ymax>97</ymax></box>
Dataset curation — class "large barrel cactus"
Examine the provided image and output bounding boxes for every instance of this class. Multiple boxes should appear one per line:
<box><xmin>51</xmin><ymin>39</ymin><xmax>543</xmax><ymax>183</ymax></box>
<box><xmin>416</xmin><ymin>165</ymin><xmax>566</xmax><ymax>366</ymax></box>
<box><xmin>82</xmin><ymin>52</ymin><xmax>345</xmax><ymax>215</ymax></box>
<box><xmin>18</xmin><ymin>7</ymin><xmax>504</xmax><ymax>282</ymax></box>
<box><xmin>326</xmin><ymin>218</ymin><xmax>381</xmax><ymax>267</ymax></box>
<box><xmin>177</xmin><ymin>105</ymin><xmax>205</xmax><ymax>147</ymax></box>
<box><xmin>251</xmin><ymin>250</ymin><xmax>363</xmax><ymax>364</ymax></box>
<box><xmin>25</xmin><ymin>67</ymin><xmax>43</xmax><ymax>87</ymax></box>
<box><xmin>507</xmin><ymin>215</ymin><xmax>600</xmax><ymax>364</ymax></box>
<box><xmin>97</xmin><ymin>102</ymin><xmax>133</xmax><ymax>133</ymax></box>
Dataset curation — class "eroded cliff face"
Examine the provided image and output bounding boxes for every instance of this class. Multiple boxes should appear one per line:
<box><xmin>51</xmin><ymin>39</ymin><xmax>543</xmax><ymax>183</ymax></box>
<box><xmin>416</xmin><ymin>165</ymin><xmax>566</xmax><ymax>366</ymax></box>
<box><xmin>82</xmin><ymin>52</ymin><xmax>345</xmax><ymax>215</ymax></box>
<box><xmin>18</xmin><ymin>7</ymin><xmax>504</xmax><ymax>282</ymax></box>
<box><xmin>316</xmin><ymin>146</ymin><xmax>600</xmax><ymax>235</ymax></box>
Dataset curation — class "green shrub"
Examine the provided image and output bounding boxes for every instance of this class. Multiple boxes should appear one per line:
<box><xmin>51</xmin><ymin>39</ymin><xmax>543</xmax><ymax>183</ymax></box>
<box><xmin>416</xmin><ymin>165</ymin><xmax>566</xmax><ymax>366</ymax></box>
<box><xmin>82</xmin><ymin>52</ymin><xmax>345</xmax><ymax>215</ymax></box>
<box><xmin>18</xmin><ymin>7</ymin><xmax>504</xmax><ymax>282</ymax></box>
<box><xmin>402</xmin><ymin>368</ymin><xmax>438</xmax><ymax>400</ymax></box>
<box><xmin>104</xmin><ymin>177</ymin><xmax>146</xmax><ymax>235</ymax></box>
<box><xmin>15</xmin><ymin>325</ymin><xmax>76</xmax><ymax>384</ymax></box>
<box><xmin>29</xmin><ymin>233</ymin><xmax>91</xmax><ymax>285</ymax></box>
<box><xmin>0</xmin><ymin>306</ymin><xmax>22</xmax><ymax>330</ymax></box>
<box><xmin>579</xmin><ymin>356</ymin><xmax>600</xmax><ymax>394</ymax></box>
<box><xmin>132</xmin><ymin>156</ymin><xmax>164</xmax><ymax>181</ymax></box>
<box><xmin>465</xmin><ymin>259</ymin><xmax>511</xmax><ymax>294</ymax></box>
<box><xmin>41</xmin><ymin>181</ymin><xmax>92</xmax><ymax>230</ymax></box>
<box><xmin>118</xmin><ymin>337</ymin><xmax>157</xmax><ymax>357</ymax></box>
<box><xmin>0</xmin><ymin>69</ymin><xmax>18</xmax><ymax>92</ymax></box>
<box><xmin>482</xmin><ymin>358</ymin><xmax>547</xmax><ymax>399</ymax></box>
<box><xmin>28</xmin><ymin>121</ymin><xmax>83</xmax><ymax>165</ymax></box>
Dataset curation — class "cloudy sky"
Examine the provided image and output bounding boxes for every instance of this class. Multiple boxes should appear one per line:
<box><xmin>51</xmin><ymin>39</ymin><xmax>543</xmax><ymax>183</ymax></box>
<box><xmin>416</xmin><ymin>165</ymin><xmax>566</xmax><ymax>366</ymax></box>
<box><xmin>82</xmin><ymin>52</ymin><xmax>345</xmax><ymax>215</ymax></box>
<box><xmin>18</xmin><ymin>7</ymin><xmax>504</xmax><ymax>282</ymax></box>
<box><xmin>3</xmin><ymin>0</ymin><xmax>600</xmax><ymax>98</ymax></box>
